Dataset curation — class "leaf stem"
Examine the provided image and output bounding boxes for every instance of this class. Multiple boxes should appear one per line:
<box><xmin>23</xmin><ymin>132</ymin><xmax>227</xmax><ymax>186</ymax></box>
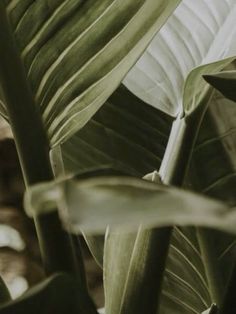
<box><xmin>0</xmin><ymin>5</ymin><xmax>96</xmax><ymax>312</ymax></box>
<box><xmin>154</xmin><ymin>102</ymin><xmax>213</xmax><ymax>313</ymax></box>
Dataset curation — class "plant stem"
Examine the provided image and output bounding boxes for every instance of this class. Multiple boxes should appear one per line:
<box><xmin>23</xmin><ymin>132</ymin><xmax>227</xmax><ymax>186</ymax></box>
<box><xmin>120</xmin><ymin>227</ymin><xmax>171</xmax><ymax>314</ymax></box>
<box><xmin>164</xmin><ymin>94</ymin><xmax>225</xmax><ymax>308</ymax></box>
<box><xmin>159</xmin><ymin>115</ymin><xmax>194</xmax><ymax>185</ymax></box>
<box><xmin>154</xmin><ymin>104</ymin><xmax>212</xmax><ymax>313</ymax></box>
<box><xmin>0</xmin><ymin>6</ymin><xmax>96</xmax><ymax>311</ymax></box>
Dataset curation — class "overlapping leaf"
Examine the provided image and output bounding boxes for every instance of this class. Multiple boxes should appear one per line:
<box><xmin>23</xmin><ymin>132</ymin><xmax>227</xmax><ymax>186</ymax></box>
<box><xmin>124</xmin><ymin>0</ymin><xmax>236</xmax><ymax>116</ymax></box>
<box><xmin>50</xmin><ymin>85</ymin><xmax>172</xmax><ymax>177</ymax></box>
<box><xmin>51</xmin><ymin>86</ymin><xmax>236</xmax><ymax>313</ymax></box>
<box><xmin>2</xmin><ymin>0</ymin><xmax>180</xmax><ymax>146</ymax></box>
<box><xmin>186</xmin><ymin>90</ymin><xmax>236</xmax><ymax>288</ymax></box>
<box><xmin>24</xmin><ymin>175</ymin><xmax>236</xmax><ymax>314</ymax></box>
<box><xmin>25</xmin><ymin>176</ymin><xmax>236</xmax><ymax>235</ymax></box>
<box><xmin>50</xmin><ymin>85</ymin><xmax>172</xmax><ymax>269</ymax></box>
<box><xmin>204</xmin><ymin>70</ymin><xmax>236</xmax><ymax>102</ymax></box>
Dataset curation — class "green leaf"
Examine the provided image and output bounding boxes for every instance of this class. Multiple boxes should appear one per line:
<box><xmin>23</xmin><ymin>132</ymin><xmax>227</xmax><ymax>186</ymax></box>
<box><xmin>186</xmin><ymin>89</ymin><xmax>236</xmax><ymax>299</ymax></box>
<box><xmin>50</xmin><ymin>85</ymin><xmax>173</xmax><ymax>269</ymax></box>
<box><xmin>204</xmin><ymin>71</ymin><xmax>236</xmax><ymax>102</ymax></box>
<box><xmin>123</xmin><ymin>0</ymin><xmax>236</xmax><ymax>117</ymax></box>
<box><xmin>3</xmin><ymin>0</ymin><xmax>181</xmax><ymax>146</ymax></box>
<box><xmin>0</xmin><ymin>273</ymin><xmax>92</xmax><ymax>314</ymax></box>
<box><xmin>51</xmin><ymin>85</ymin><xmax>236</xmax><ymax>313</ymax></box>
<box><xmin>187</xmin><ymin>89</ymin><xmax>236</xmax><ymax>205</ymax></box>
<box><xmin>50</xmin><ymin>85</ymin><xmax>173</xmax><ymax>177</ymax></box>
<box><xmin>104</xmin><ymin>229</ymin><xmax>138</xmax><ymax>314</ymax></box>
<box><xmin>25</xmin><ymin>176</ymin><xmax>236</xmax><ymax>236</ymax></box>
<box><xmin>24</xmin><ymin>175</ymin><xmax>236</xmax><ymax>314</ymax></box>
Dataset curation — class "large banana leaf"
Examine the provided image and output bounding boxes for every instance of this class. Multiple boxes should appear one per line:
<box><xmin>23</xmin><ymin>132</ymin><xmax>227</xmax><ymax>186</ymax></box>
<box><xmin>1</xmin><ymin>0</ymin><xmax>180</xmax><ymax>146</ymax></box>
<box><xmin>50</xmin><ymin>85</ymin><xmax>172</xmax><ymax>177</ymax></box>
<box><xmin>123</xmin><ymin>0</ymin><xmax>236</xmax><ymax>117</ymax></box>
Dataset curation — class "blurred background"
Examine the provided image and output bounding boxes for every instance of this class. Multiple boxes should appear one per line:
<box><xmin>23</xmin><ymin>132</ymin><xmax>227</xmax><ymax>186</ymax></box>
<box><xmin>0</xmin><ymin>115</ymin><xmax>104</xmax><ymax>307</ymax></box>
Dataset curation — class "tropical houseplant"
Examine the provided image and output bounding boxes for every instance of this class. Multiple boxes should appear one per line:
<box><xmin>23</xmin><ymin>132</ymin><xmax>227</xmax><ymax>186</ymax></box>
<box><xmin>0</xmin><ymin>0</ymin><xmax>235</xmax><ymax>313</ymax></box>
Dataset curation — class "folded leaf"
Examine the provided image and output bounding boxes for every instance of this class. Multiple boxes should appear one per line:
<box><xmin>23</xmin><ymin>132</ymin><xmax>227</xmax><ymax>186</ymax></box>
<box><xmin>124</xmin><ymin>0</ymin><xmax>236</xmax><ymax>116</ymax></box>
<box><xmin>204</xmin><ymin>71</ymin><xmax>236</xmax><ymax>102</ymax></box>
<box><xmin>3</xmin><ymin>0</ymin><xmax>181</xmax><ymax>146</ymax></box>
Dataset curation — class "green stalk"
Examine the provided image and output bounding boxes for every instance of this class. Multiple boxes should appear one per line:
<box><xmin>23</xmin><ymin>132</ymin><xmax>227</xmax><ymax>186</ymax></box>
<box><xmin>0</xmin><ymin>5</ymin><xmax>97</xmax><ymax>312</ymax></box>
<box><xmin>153</xmin><ymin>100</ymin><xmax>214</xmax><ymax>313</ymax></box>
<box><xmin>162</xmin><ymin>93</ymin><xmax>225</xmax><ymax>307</ymax></box>
<box><xmin>121</xmin><ymin>107</ymin><xmax>208</xmax><ymax>314</ymax></box>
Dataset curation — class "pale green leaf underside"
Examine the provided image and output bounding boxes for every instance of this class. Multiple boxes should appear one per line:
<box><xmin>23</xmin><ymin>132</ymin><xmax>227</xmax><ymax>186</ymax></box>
<box><xmin>124</xmin><ymin>0</ymin><xmax>236</xmax><ymax>117</ymax></box>
<box><xmin>5</xmin><ymin>0</ymin><xmax>180</xmax><ymax>146</ymax></box>
<box><xmin>25</xmin><ymin>176</ymin><xmax>236</xmax><ymax>235</ymax></box>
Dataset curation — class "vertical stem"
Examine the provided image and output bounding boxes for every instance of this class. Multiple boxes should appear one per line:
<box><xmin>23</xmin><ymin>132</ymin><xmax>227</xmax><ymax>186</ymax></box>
<box><xmin>0</xmin><ymin>6</ymin><xmax>97</xmax><ymax>312</ymax></box>
<box><xmin>154</xmin><ymin>104</ymin><xmax>211</xmax><ymax>313</ymax></box>
<box><xmin>162</xmin><ymin>94</ymin><xmax>225</xmax><ymax>308</ymax></box>
<box><xmin>159</xmin><ymin>116</ymin><xmax>191</xmax><ymax>185</ymax></box>
<box><xmin>120</xmin><ymin>227</ymin><xmax>171</xmax><ymax>314</ymax></box>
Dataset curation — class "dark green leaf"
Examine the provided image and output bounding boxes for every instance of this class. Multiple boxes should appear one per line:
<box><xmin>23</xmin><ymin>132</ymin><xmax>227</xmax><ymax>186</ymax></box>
<box><xmin>204</xmin><ymin>71</ymin><xmax>236</xmax><ymax>102</ymax></box>
<box><xmin>0</xmin><ymin>273</ymin><xmax>92</xmax><ymax>314</ymax></box>
<box><xmin>50</xmin><ymin>85</ymin><xmax>172</xmax><ymax>178</ymax></box>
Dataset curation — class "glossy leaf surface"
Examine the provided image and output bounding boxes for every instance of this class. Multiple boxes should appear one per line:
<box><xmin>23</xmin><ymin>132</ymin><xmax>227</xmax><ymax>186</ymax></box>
<box><xmin>2</xmin><ymin>0</ymin><xmax>180</xmax><ymax>146</ymax></box>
